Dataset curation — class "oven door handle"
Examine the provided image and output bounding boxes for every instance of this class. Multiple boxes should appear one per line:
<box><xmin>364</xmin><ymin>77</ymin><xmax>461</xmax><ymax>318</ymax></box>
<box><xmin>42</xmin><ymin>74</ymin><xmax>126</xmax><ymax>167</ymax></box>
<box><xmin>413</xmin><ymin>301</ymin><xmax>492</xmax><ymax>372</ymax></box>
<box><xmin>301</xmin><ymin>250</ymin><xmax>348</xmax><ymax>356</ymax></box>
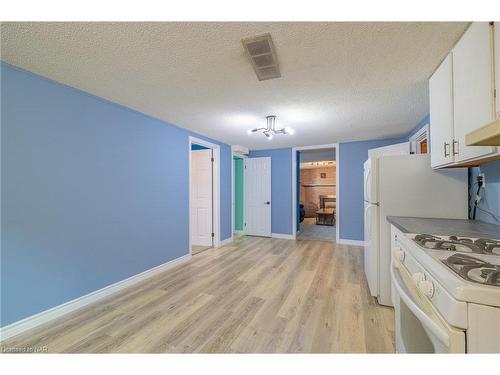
<box><xmin>391</xmin><ymin>261</ymin><xmax>450</xmax><ymax>346</ymax></box>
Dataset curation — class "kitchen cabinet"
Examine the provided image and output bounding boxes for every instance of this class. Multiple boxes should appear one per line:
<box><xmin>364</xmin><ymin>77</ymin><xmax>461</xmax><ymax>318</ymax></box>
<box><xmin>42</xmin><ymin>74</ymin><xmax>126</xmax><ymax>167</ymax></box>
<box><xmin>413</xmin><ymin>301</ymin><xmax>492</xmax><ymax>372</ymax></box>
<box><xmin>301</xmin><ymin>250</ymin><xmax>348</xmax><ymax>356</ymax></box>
<box><xmin>430</xmin><ymin>22</ymin><xmax>499</xmax><ymax>168</ymax></box>
<box><xmin>452</xmin><ymin>22</ymin><xmax>496</xmax><ymax>162</ymax></box>
<box><xmin>429</xmin><ymin>54</ymin><xmax>454</xmax><ymax>168</ymax></box>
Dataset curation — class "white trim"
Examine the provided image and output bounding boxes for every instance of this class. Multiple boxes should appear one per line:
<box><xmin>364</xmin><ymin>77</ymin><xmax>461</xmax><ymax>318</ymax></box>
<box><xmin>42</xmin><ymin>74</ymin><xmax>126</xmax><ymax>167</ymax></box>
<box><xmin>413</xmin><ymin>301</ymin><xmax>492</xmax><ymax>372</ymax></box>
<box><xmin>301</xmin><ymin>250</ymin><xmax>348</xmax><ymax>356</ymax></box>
<box><xmin>0</xmin><ymin>255</ymin><xmax>191</xmax><ymax>342</ymax></box>
<box><xmin>409</xmin><ymin>124</ymin><xmax>429</xmax><ymax>154</ymax></box>
<box><xmin>271</xmin><ymin>232</ymin><xmax>296</xmax><ymax>240</ymax></box>
<box><xmin>189</xmin><ymin>136</ymin><xmax>221</xmax><ymax>255</ymax></box>
<box><xmin>231</xmin><ymin>147</ymin><xmax>247</xmax><ymax>238</ymax></box>
<box><xmin>292</xmin><ymin>144</ymin><xmax>339</xmax><ymax>241</ymax></box>
<box><xmin>337</xmin><ymin>238</ymin><xmax>365</xmax><ymax>246</ymax></box>
<box><xmin>217</xmin><ymin>237</ymin><xmax>234</xmax><ymax>247</ymax></box>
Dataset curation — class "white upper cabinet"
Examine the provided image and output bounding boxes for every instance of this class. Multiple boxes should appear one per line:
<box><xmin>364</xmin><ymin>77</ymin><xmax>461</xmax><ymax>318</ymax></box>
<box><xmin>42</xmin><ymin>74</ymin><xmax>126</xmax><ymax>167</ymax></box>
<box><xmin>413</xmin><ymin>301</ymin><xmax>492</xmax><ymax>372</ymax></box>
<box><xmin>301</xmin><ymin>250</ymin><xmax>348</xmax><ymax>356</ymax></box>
<box><xmin>429</xmin><ymin>54</ymin><xmax>454</xmax><ymax>168</ymax></box>
<box><xmin>452</xmin><ymin>22</ymin><xmax>496</xmax><ymax>162</ymax></box>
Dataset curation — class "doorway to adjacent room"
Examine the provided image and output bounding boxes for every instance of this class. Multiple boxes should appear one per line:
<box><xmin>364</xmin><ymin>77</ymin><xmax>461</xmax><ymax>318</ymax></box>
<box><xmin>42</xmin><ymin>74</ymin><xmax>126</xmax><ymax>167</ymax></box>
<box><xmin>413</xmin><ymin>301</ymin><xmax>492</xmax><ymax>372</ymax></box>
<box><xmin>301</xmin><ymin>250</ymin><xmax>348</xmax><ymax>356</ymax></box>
<box><xmin>293</xmin><ymin>145</ymin><xmax>338</xmax><ymax>242</ymax></box>
<box><xmin>233</xmin><ymin>155</ymin><xmax>244</xmax><ymax>237</ymax></box>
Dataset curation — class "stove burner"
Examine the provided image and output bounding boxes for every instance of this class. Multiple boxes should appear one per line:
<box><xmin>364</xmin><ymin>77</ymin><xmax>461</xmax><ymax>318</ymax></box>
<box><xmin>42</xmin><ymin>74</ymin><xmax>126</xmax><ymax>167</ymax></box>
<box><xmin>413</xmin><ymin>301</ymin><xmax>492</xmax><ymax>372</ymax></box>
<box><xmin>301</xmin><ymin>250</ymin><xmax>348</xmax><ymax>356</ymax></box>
<box><xmin>442</xmin><ymin>254</ymin><xmax>500</xmax><ymax>287</ymax></box>
<box><xmin>413</xmin><ymin>234</ymin><xmax>500</xmax><ymax>255</ymax></box>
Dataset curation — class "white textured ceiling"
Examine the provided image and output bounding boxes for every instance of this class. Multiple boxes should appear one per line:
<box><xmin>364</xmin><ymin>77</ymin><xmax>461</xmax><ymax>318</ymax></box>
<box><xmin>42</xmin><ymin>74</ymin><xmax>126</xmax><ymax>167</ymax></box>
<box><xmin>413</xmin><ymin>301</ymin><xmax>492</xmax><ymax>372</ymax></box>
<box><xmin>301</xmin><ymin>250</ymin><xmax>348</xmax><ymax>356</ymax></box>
<box><xmin>0</xmin><ymin>22</ymin><xmax>468</xmax><ymax>149</ymax></box>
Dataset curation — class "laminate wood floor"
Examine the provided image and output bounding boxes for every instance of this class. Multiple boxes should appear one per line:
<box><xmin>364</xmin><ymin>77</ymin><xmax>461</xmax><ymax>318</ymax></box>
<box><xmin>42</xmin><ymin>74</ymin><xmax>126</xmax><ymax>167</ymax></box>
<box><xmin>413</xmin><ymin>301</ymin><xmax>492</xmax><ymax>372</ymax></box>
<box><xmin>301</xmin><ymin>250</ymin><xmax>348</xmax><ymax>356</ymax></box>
<box><xmin>1</xmin><ymin>236</ymin><xmax>395</xmax><ymax>353</ymax></box>
<box><xmin>298</xmin><ymin>218</ymin><xmax>337</xmax><ymax>241</ymax></box>
<box><xmin>191</xmin><ymin>245</ymin><xmax>212</xmax><ymax>255</ymax></box>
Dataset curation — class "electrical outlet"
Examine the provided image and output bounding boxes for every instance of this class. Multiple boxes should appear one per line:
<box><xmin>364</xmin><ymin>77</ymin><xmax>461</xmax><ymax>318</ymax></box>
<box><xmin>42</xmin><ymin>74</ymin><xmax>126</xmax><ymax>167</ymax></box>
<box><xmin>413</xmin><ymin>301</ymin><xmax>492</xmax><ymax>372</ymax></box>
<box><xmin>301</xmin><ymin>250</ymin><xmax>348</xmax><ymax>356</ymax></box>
<box><xmin>479</xmin><ymin>172</ymin><xmax>486</xmax><ymax>187</ymax></box>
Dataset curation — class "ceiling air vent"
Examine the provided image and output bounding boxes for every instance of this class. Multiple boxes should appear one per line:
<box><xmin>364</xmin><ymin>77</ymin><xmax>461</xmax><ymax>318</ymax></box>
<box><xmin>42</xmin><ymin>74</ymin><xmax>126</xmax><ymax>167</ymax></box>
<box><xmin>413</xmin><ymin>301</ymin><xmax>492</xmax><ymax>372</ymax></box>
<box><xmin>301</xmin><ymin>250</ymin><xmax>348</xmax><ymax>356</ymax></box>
<box><xmin>242</xmin><ymin>33</ymin><xmax>281</xmax><ymax>81</ymax></box>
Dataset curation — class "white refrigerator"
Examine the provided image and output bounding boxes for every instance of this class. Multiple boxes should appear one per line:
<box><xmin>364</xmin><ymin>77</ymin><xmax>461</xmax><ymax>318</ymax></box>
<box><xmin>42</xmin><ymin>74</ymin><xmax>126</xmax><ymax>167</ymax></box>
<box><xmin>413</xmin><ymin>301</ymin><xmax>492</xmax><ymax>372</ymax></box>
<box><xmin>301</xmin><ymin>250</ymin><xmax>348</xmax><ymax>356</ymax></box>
<box><xmin>363</xmin><ymin>154</ymin><xmax>468</xmax><ymax>306</ymax></box>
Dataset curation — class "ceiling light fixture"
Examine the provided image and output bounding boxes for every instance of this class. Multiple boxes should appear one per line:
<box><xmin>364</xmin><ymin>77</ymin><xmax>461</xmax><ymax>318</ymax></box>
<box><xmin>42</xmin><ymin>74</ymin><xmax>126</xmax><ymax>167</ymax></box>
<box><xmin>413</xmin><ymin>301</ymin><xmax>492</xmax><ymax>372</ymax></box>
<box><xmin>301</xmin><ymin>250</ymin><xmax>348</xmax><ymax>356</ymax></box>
<box><xmin>247</xmin><ymin>115</ymin><xmax>294</xmax><ymax>139</ymax></box>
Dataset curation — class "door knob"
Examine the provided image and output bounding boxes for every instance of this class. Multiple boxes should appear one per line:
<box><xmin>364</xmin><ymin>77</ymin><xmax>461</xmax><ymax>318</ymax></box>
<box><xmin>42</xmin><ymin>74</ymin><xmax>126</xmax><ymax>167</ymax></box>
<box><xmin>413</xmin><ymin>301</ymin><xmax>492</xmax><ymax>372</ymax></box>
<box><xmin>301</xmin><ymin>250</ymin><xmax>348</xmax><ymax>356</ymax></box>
<box><xmin>265</xmin><ymin>201</ymin><xmax>270</xmax><ymax>205</ymax></box>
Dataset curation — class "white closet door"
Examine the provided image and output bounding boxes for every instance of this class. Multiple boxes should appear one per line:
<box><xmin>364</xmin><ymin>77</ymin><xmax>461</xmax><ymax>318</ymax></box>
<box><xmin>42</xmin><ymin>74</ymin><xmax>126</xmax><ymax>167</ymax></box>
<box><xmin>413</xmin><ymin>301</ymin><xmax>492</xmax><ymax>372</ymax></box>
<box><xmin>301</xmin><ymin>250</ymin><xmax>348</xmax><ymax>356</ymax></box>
<box><xmin>191</xmin><ymin>149</ymin><xmax>213</xmax><ymax>247</ymax></box>
<box><xmin>244</xmin><ymin>157</ymin><xmax>271</xmax><ymax>237</ymax></box>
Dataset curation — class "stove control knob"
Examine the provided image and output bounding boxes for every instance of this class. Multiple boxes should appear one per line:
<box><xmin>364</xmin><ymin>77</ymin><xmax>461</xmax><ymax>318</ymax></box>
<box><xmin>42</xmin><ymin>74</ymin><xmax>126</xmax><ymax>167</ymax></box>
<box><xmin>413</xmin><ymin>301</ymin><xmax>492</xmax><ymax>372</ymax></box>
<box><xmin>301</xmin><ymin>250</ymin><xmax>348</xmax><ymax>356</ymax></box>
<box><xmin>418</xmin><ymin>280</ymin><xmax>435</xmax><ymax>298</ymax></box>
<box><xmin>412</xmin><ymin>272</ymin><xmax>426</xmax><ymax>285</ymax></box>
<box><xmin>394</xmin><ymin>248</ymin><xmax>405</xmax><ymax>262</ymax></box>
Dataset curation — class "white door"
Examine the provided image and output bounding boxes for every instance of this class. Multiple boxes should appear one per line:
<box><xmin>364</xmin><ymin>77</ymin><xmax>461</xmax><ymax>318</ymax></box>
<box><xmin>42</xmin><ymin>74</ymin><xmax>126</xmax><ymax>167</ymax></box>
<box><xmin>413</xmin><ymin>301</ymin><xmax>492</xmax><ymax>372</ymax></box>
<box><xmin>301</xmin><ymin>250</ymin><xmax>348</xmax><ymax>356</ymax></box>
<box><xmin>191</xmin><ymin>149</ymin><xmax>213</xmax><ymax>247</ymax></box>
<box><xmin>429</xmin><ymin>53</ymin><xmax>455</xmax><ymax>168</ymax></box>
<box><xmin>453</xmin><ymin>22</ymin><xmax>496</xmax><ymax>162</ymax></box>
<box><xmin>244</xmin><ymin>157</ymin><xmax>271</xmax><ymax>237</ymax></box>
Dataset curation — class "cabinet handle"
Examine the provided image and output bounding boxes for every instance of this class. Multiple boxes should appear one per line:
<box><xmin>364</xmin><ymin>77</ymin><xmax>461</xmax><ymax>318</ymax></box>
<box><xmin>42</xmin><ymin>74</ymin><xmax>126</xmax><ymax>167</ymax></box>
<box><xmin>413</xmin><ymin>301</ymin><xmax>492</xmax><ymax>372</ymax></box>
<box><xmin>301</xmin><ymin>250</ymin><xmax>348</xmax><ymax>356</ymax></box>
<box><xmin>452</xmin><ymin>140</ymin><xmax>459</xmax><ymax>155</ymax></box>
<box><xmin>443</xmin><ymin>142</ymin><xmax>450</xmax><ymax>157</ymax></box>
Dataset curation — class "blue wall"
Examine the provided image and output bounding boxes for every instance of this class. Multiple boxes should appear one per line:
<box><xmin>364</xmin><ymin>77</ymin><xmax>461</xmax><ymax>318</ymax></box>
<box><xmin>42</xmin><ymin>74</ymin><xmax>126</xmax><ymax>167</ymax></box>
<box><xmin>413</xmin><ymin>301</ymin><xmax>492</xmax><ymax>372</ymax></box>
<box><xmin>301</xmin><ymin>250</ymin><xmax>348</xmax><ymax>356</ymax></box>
<box><xmin>338</xmin><ymin>137</ymin><xmax>405</xmax><ymax>241</ymax></box>
<box><xmin>249</xmin><ymin>148</ymin><xmax>293</xmax><ymax>235</ymax></box>
<box><xmin>469</xmin><ymin>160</ymin><xmax>500</xmax><ymax>225</ymax></box>
<box><xmin>1</xmin><ymin>63</ymin><xmax>232</xmax><ymax>326</ymax></box>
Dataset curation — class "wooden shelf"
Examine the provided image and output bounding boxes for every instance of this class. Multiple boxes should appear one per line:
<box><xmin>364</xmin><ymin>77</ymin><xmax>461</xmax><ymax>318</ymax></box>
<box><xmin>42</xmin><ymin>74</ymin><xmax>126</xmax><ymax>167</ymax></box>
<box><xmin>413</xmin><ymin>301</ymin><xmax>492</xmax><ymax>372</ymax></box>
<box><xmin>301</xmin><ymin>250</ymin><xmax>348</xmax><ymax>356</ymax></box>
<box><xmin>465</xmin><ymin>119</ymin><xmax>500</xmax><ymax>146</ymax></box>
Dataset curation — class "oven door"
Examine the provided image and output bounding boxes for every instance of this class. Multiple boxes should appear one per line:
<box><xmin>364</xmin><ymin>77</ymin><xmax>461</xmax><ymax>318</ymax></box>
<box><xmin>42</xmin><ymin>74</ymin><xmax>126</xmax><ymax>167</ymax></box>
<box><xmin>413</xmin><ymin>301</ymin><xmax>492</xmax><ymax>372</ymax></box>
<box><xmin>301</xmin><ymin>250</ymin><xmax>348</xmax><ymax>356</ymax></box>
<box><xmin>391</xmin><ymin>260</ymin><xmax>466</xmax><ymax>353</ymax></box>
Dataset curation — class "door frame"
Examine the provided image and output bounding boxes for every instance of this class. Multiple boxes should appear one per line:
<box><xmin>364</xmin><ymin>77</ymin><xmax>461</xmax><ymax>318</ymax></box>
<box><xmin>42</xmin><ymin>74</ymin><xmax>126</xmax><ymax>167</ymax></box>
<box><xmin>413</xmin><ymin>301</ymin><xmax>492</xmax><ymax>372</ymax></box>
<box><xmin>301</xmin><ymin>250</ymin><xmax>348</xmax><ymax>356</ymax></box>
<box><xmin>188</xmin><ymin>136</ymin><xmax>221</xmax><ymax>255</ymax></box>
<box><xmin>231</xmin><ymin>149</ymin><xmax>247</xmax><ymax>236</ymax></box>
<box><xmin>291</xmin><ymin>143</ymin><xmax>339</xmax><ymax>241</ymax></box>
<box><xmin>409</xmin><ymin>124</ymin><xmax>429</xmax><ymax>154</ymax></box>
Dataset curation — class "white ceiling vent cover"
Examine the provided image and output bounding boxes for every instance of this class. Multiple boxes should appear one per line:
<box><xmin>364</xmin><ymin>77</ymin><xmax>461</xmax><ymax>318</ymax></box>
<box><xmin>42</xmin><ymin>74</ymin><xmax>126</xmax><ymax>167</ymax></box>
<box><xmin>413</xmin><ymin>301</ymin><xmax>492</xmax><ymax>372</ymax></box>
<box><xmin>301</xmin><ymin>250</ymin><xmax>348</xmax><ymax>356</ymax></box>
<box><xmin>242</xmin><ymin>33</ymin><xmax>281</xmax><ymax>81</ymax></box>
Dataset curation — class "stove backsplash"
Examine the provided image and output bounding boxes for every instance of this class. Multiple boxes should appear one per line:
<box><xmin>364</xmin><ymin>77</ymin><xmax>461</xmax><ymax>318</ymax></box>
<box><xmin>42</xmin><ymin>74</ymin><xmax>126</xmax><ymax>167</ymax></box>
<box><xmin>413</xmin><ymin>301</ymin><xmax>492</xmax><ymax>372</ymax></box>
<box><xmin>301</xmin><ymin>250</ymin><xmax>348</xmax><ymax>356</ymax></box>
<box><xmin>468</xmin><ymin>160</ymin><xmax>500</xmax><ymax>225</ymax></box>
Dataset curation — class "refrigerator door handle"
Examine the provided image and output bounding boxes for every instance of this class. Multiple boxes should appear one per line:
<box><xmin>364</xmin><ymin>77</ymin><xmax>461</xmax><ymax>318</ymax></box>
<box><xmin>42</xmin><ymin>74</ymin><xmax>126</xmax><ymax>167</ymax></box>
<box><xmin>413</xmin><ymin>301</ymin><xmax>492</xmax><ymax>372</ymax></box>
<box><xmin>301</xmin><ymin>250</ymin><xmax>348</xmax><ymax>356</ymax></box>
<box><xmin>364</xmin><ymin>169</ymin><xmax>371</xmax><ymax>201</ymax></box>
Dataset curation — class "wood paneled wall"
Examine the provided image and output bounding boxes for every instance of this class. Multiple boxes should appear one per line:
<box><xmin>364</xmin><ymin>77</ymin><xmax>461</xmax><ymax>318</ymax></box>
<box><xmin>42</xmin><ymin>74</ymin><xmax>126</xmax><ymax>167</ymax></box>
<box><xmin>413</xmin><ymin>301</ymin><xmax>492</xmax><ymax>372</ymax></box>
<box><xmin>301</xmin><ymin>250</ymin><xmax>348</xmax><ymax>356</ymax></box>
<box><xmin>300</xmin><ymin>166</ymin><xmax>336</xmax><ymax>217</ymax></box>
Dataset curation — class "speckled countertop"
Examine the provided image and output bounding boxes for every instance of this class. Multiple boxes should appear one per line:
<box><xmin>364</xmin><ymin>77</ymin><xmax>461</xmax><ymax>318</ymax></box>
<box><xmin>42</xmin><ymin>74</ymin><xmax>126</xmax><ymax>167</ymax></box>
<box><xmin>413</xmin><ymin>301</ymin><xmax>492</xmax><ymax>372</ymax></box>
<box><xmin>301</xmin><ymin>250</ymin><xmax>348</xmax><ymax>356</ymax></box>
<box><xmin>387</xmin><ymin>216</ymin><xmax>500</xmax><ymax>239</ymax></box>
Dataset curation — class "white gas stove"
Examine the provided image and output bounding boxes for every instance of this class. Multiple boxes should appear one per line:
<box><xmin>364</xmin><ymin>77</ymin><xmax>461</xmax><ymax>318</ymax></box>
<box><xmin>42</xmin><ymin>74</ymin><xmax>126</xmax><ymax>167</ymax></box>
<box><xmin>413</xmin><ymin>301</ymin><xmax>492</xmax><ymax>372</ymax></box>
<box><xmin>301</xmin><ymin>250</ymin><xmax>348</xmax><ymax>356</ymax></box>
<box><xmin>390</xmin><ymin>228</ymin><xmax>500</xmax><ymax>353</ymax></box>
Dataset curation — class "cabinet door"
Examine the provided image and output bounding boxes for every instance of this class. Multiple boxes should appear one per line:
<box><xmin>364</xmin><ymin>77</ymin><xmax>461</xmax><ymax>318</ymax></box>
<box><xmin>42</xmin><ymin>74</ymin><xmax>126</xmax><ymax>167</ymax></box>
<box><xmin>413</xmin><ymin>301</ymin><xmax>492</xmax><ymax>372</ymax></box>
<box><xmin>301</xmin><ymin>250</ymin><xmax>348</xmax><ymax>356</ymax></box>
<box><xmin>429</xmin><ymin>54</ymin><xmax>454</xmax><ymax>167</ymax></box>
<box><xmin>495</xmin><ymin>23</ymin><xmax>500</xmax><ymax>118</ymax></box>
<box><xmin>452</xmin><ymin>22</ymin><xmax>496</xmax><ymax>162</ymax></box>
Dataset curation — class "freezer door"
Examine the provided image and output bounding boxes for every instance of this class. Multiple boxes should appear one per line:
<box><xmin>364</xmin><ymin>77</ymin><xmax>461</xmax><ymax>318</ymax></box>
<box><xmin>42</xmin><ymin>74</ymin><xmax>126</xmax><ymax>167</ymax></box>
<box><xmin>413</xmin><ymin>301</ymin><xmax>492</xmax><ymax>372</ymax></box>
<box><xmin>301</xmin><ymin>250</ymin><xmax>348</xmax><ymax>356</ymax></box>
<box><xmin>364</xmin><ymin>201</ymin><xmax>379</xmax><ymax>297</ymax></box>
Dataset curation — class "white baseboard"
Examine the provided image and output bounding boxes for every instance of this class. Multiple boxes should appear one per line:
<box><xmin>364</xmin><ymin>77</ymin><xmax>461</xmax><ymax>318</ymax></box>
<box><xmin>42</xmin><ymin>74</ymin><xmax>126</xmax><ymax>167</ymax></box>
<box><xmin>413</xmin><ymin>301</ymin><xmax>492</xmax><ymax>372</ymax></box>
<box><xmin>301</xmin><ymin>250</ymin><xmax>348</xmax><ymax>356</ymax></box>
<box><xmin>217</xmin><ymin>237</ymin><xmax>233</xmax><ymax>247</ymax></box>
<box><xmin>271</xmin><ymin>233</ymin><xmax>296</xmax><ymax>240</ymax></box>
<box><xmin>337</xmin><ymin>238</ymin><xmax>365</xmax><ymax>246</ymax></box>
<box><xmin>0</xmin><ymin>254</ymin><xmax>191</xmax><ymax>342</ymax></box>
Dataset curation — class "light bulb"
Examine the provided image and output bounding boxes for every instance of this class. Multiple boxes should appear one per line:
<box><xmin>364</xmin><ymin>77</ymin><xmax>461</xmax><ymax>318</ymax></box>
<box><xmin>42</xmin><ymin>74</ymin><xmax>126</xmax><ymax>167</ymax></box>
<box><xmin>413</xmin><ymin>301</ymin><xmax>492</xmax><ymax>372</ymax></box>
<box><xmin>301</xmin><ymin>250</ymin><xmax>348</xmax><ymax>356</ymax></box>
<box><xmin>284</xmin><ymin>127</ymin><xmax>295</xmax><ymax>135</ymax></box>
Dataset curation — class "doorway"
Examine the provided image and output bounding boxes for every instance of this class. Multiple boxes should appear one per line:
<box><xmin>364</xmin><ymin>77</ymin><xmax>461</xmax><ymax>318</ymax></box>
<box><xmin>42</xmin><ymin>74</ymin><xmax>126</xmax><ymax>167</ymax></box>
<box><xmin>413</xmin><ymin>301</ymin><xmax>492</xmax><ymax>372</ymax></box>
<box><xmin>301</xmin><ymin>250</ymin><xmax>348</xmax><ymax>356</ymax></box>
<box><xmin>189</xmin><ymin>137</ymin><xmax>220</xmax><ymax>255</ymax></box>
<box><xmin>292</xmin><ymin>145</ymin><xmax>338</xmax><ymax>242</ymax></box>
<box><xmin>409</xmin><ymin>124</ymin><xmax>429</xmax><ymax>155</ymax></box>
<box><xmin>233</xmin><ymin>156</ymin><xmax>244</xmax><ymax>236</ymax></box>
